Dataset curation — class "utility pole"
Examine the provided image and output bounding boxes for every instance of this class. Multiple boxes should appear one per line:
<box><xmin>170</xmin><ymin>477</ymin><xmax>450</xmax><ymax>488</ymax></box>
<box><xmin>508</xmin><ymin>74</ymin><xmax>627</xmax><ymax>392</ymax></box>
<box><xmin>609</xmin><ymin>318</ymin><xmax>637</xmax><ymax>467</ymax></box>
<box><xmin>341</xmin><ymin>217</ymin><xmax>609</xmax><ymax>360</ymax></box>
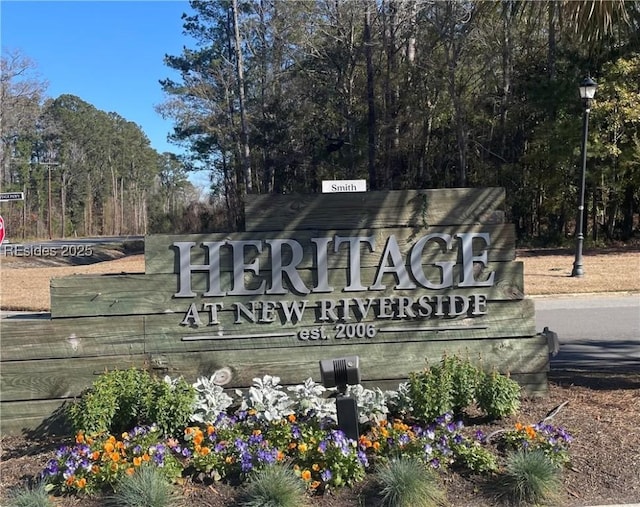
<box><xmin>38</xmin><ymin>162</ymin><xmax>59</xmax><ymax>239</ymax></box>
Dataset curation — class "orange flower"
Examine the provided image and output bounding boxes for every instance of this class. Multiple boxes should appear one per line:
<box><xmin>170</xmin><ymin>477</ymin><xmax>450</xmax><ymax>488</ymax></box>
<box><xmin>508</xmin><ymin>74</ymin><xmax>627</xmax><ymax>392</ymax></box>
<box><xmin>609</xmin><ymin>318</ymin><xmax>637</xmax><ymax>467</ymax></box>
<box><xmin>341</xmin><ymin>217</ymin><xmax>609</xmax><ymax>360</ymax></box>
<box><xmin>110</xmin><ymin>463</ymin><xmax>119</xmax><ymax>472</ymax></box>
<box><xmin>515</xmin><ymin>422</ymin><xmax>524</xmax><ymax>431</ymax></box>
<box><xmin>199</xmin><ymin>446</ymin><xmax>211</xmax><ymax>456</ymax></box>
<box><xmin>525</xmin><ymin>426</ymin><xmax>537</xmax><ymax>439</ymax></box>
<box><xmin>91</xmin><ymin>451</ymin><xmax>101</xmax><ymax>461</ymax></box>
<box><xmin>142</xmin><ymin>453</ymin><xmax>151</xmax><ymax>462</ymax></box>
<box><xmin>75</xmin><ymin>478</ymin><xmax>87</xmax><ymax>489</ymax></box>
<box><xmin>133</xmin><ymin>456</ymin><xmax>142</xmax><ymax>466</ymax></box>
<box><xmin>225</xmin><ymin>456</ymin><xmax>234</xmax><ymax>464</ymax></box>
<box><xmin>65</xmin><ymin>475</ymin><xmax>75</xmax><ymax>486</ymax></box>
<box><xmin>103</xmin><ymin>441</ymin><xmax>115</xmax><ymax>453</ymax></box>
<box><xmin>207</xmin><ymin>425</ymin><xmax>215</xmax><ymax>435</ymax></box>
<box><xmin>288</xmin><ymin>414</ymin><xmax>297</xmax><ymax>423</ymax></box>
<box><xmin>288</xmin><ymin>443</ymin><xmax>297</xmax><ymax>450</ymax></box>
<box><xmin>392</xmin><ymin>420</ymin><xmax>409</xmax><ymax>432</ymax></box>
<box><xmin>75</xmin><ymin>432</ymin><xmax>85</xmax><ymax>444</ymax></box>
<box><xmin>91</xmin><ymin>465</ymin><xmax>100</xmax><ymax>474</ymax></box>
<box><xmin>193</xmin><ymin>433</ymin><xmax>204</xmax><ymax>446</ymax></box>
<box><xmin>312</xmin><ymin>463</ymin><xmax>320</xmax><ymax>471</ymax></box>
<box><xmin>110</xmin><ymin>452</ymin><xmax>120</xmax><ymax>462</ymax></box>
<box><xmin>372</xmin><ymin>441</ymin><xmax>381</xmax><ymax>451</ymax></box>
<box><xmin>126</xmin><ymin>467</ymin><xmax>135</xmax><ymax>476</ymax></box>
<box><xmin>311</xmin><ymin>480</ymin><xmax>321</xmax><ymax>490</ymax></box>
<box><xmin>252</xmin><ymin>429</ymin><xmax>262</xmax><ymax>436</ymax></box>
<box><xmin>276</xmin><ymin>450</ymin><xmax>285</xmax><ymax>461</ymax></box>
<box><xmin>185</xmin><ymin>427</ymin><xmax>194</xmax><ymax>436</ymax></box>
<box><xmin>301</xmin><ymin>469</ymin><xmax>312</xmax><ymax>481</ymax></box>
<box><xmin>298</xmin><ymin>443</ymin><xmax>308</xmax><ymax>452</ymax></box>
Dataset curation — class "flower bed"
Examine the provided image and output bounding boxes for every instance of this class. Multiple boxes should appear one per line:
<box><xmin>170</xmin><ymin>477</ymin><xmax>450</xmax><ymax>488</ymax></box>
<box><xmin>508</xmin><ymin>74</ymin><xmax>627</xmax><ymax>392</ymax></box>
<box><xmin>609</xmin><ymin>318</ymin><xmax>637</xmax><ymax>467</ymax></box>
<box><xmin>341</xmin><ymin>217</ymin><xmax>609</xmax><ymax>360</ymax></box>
<box><xmin>25</xmin><ymin>357</ymin><xmax>576</xmax><ymax>506</ymax></box>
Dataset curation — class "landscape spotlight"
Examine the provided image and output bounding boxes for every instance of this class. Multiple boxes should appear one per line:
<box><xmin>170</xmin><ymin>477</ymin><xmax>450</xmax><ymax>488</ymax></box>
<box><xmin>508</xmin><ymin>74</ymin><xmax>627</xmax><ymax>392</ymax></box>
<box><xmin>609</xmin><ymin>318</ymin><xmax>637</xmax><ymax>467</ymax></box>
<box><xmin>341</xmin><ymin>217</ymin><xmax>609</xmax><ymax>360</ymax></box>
<box><xmin>319</xmin><ymin>356</ymin><xmax>361</xmax><ymax>441</ymax></box>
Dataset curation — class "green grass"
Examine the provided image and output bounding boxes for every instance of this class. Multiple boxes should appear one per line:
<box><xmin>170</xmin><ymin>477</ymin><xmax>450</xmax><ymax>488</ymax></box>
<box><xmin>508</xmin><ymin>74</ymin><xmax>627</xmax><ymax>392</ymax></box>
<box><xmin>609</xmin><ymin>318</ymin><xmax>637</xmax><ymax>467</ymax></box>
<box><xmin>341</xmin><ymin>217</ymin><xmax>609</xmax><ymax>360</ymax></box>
<box><xmin>376</xmin><ymin>456</ymin><xmax>445</xmax><ymax>507</ymax></box>
<box><xmin>6</xmin><ymin>482</ymin><xmax>55</xmax><ymax>507</ymax></box>
<box><xmin>105</xmin><ymin>465</ymin><xmax>180</xmax><ymax>507</ymax></box>
<box><xmin>241</xmin><ymin>463</ymin><xmax>309</xmax><ymax>507</ymax></box>
<box><xmin>498</xmin><ymin>450</ymin><xmax>562</xmax><ymax>505</ymax></box>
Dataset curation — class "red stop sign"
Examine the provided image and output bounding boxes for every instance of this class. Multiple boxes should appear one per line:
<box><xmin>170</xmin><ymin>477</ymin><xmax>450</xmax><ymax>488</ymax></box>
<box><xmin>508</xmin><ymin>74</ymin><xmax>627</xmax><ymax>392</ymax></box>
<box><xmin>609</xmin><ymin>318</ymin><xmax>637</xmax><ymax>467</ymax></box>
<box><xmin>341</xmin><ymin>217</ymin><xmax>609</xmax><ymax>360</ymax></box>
<box><xmin>0</xmin><ymin>215</ymin><xmax>5</xmax><ymax>243</ymax></box>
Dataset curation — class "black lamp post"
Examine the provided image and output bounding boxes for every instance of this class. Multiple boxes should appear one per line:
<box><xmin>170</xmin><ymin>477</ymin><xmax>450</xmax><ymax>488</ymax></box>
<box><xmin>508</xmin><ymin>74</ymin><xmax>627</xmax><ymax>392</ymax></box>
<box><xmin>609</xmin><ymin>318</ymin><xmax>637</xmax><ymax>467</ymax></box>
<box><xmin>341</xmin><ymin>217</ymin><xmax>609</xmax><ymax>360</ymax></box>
<box><xmin>571</xmin><ymin>77</ymin><xmax>597</xmax><ymax>277</ymax></box>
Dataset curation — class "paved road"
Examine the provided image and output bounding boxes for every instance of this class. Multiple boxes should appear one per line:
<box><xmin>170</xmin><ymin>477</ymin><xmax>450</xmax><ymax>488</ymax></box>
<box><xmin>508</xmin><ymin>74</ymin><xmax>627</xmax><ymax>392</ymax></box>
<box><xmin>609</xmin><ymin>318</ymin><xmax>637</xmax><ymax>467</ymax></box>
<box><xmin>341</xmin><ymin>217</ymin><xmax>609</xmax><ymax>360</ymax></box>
<box><xmin>535</xmin><ymin>294</ymin><xmax>640</xmax><ymax>370</ymax></box>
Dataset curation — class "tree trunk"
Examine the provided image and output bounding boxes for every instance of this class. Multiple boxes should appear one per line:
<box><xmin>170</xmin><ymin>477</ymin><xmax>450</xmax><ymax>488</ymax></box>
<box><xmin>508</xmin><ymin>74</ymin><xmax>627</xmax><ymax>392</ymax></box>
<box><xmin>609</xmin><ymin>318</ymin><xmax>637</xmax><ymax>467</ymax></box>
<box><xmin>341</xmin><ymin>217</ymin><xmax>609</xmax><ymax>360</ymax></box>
<box><xmin>231</xmin><ymin>0</ymin><xmax>253</xmax><ymax>195</ymax></box>
<box><xmin>364</xmin><ymin>0</ymin><xmax>377</xmax><ymax>189</ymax></box>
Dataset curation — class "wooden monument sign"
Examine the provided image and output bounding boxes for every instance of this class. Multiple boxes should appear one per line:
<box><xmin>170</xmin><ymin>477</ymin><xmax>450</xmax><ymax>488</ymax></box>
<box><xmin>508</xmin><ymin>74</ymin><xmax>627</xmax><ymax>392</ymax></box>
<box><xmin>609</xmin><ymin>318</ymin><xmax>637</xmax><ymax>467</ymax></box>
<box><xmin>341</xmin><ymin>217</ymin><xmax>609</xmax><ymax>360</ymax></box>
<box><xmin>0</xmin><ymin>188</ymin><xmax>550</xmax><ymax>435</ymax></box>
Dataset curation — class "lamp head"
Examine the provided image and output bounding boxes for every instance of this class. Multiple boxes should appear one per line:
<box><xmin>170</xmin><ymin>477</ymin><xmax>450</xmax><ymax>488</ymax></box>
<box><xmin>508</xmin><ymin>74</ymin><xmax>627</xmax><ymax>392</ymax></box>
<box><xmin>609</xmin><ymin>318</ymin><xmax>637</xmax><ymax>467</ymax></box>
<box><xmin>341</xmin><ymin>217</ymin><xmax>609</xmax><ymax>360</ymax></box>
<box><xmin>579</xmin><ymin>77</ymin><xmax>597</xmax><ymax>104</ymax></box>
<box><xmin>319</xmin><ymin>356</ymin><xmax>360</xmax><ymax>392</ymax></box>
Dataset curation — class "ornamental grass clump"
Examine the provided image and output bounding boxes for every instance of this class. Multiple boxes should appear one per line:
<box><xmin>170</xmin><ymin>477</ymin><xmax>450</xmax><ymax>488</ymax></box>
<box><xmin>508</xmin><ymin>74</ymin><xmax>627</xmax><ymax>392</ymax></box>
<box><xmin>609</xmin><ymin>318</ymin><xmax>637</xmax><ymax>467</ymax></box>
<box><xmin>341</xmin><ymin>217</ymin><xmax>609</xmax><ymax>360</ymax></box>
<box><xmin>241</xmin><ymin>463</ymin><xmax>309</xmax><ymax>507</ymax></box>
<box><xmin>376</xmin><ymin>456</ymin><xmax>445</xmax><ymax>507</ymax></box>
<box><xmin>497</xmin><ymin>449</ymin><xmax>563</xmax><ymax>506</ymax></box>
<box><xmin>105</xmin><ymin>465</ymin><xmax>180</xmax><ymax>507</ymax></box>
<box><xmin>6</xmin><ymin>481</ymin><xmax>55</xmax><ymax>507</ymax></box>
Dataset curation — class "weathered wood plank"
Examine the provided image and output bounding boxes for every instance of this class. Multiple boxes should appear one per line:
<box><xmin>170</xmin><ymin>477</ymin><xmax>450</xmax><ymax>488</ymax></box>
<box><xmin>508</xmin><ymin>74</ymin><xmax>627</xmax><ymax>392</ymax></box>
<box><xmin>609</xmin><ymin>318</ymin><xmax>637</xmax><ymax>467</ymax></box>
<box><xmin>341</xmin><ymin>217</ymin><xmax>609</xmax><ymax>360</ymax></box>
<box><xmin>0</xmin><ymin>316</ymin><xmax>146</xmax><ymax>361</ymax></box>
<box><xmin>0</xmin><ymin>356</ymin><xmax>146</xmax><ymax>402</ymax></box>
<box><xmin>0</xmin><ymin>333</ymin><xmax>547</xmax><ymax>402</ymax></box>
<box><xmin>2</xmin><ymin>298</ymin><xmax>534</xmax><ymax>360</ymax></box>
<box><xmin>244</xmin><ymin>188</ymin><xmax>506</xmax><ymax>231</ymax></box>
<box><xmin>144</xmin><ymin>224</ymin><xmax>516</xmax><ymax>275</ymax></box>
<box><xmin>0</xmin><ymin>399</ymin><xmax>71</xmax><ymax>437</ymax></box>
<box><xmin>51</xmin><ymin>261</ymin><xmax>524</xmax><ymax>318</ymax></box>
<box><xmin>141</xmin><ymin>299</ymin><xmax>536</xmax><ymax>353</ymax></box>
<box><xmin>143</xmin><ymin>337</ymin><xmax>549</xmax><ymax>388</ymax></box>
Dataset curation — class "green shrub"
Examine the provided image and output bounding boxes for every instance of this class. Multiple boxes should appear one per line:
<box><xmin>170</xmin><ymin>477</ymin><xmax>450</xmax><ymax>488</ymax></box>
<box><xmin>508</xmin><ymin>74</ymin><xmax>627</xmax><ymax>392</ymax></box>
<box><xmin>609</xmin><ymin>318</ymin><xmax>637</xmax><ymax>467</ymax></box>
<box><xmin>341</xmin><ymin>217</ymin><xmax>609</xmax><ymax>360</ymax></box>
<box><xmin>106</xmin><ymin>466</ymin><xmax>180</xmax><ymax>507</ymax></box>
<box><xmin>408</xmin><ymin>365</ymin><xmax>453</xmax><ymax>423</ymax></box>
<box><xmin>67</xmin><ymin>368</ymin><xmax>195</xmax><ymax>436</ymax></box>
<box><xmin>448</xmin><ymin>355</ymin><xmax>481</xmax><ymax>413</ymax></box>
<box><xmin>476</xmin><ymin>370</ymin><xmax>521</xmax><ymax>419</ymax></box>
<box><xmin>241</xmin><ymin>463</ymin><xmax>309</xmax><ymax>507</ymax></box>
<box><xmin>497</xmin><ymin>450</ymin><xmax>562</xmax><ymax>505</ymax></box>
<box><xmin>6</xmin><ymin>482</ymin><xmax>55</xmax><ymax>507</ymax></box>
<box><xmin>376</xmin><ymin>456</ymin><xmax>445</xmax><ymax>507</ymax></box>
<box><xmin>407</xmin><ymin>354</ymin><xmax>480</xmax><ymax>422</ymax></box>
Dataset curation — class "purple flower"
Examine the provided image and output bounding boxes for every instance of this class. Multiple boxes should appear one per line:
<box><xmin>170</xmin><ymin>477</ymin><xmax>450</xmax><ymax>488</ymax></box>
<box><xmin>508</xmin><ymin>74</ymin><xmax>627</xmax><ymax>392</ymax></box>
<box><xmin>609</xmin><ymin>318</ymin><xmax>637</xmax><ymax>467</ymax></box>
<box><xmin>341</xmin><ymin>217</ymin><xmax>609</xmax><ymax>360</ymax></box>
<box><xmin>321</xmin><ymin>469</ymin><xmax>332</xmax><ymax>482</ymax></box>
<box><xmin>357</xmin><ymin>450</ymin><xmax>369</xmax><ymax>467</ymax></box>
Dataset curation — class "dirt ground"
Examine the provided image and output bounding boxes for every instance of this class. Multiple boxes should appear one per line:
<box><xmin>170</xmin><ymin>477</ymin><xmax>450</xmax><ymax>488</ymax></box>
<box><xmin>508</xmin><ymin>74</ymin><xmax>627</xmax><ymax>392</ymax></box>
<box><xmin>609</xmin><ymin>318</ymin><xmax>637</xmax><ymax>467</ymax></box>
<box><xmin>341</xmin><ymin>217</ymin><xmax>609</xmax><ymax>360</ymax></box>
<box><xmin>1</xmin><ymin>245</ymin><xmax>639</xmax><ymax>506</ymax></box>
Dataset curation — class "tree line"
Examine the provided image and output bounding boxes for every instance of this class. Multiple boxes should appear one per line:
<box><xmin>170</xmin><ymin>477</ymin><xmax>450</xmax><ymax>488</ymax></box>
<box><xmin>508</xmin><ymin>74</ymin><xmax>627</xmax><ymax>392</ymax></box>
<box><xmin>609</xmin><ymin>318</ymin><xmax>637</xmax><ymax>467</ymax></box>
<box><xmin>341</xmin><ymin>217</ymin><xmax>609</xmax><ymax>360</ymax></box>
<box><xmin>159</xmin><ymin>0</ymin><xmax>639</xmax><ymax>243</ymax></box>
<box><xmin>0</xmin><ymin>51</ymin><xmax>211</xmax><ymax>240</ymax></box>
<box><xmin>2</xmin><ymin>1</ymin><xmax>638</xmax><ymax>244</ymax></box>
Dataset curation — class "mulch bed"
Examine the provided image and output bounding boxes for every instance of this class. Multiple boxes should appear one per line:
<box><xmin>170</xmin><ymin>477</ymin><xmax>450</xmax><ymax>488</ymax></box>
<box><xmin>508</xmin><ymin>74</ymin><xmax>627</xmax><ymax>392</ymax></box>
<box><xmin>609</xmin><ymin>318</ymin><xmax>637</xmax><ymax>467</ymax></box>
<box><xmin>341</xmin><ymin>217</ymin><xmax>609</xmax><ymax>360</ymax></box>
<box><xmin>2</xmin><ymin>370</ymin><xmax>639</xmax><ymax>506</ymax></box>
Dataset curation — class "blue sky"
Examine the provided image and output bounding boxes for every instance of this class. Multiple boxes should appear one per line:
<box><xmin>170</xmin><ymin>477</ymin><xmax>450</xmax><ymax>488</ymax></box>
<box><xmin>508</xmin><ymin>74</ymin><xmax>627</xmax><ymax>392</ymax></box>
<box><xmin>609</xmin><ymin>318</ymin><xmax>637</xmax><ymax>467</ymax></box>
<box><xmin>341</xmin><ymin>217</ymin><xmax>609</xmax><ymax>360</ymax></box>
<box><xmin>1</xmin><ymin>0</ymin><xmax>209</xmax><ymax>187</ymax></box>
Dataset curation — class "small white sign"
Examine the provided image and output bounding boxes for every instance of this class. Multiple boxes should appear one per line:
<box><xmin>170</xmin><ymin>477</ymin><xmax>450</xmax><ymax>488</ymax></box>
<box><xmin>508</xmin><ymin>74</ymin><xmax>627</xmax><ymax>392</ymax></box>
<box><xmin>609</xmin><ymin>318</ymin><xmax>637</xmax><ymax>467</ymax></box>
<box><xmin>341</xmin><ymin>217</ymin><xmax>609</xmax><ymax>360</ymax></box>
<box><xmin>0</xmin><ymin>192</ymin><xmax>24</xmax><ymax>201</ymax></box>
<box><xmin>322</xmin><ymin>179</ymin><xmax>367</xmax><ymax>193</ymax></box>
